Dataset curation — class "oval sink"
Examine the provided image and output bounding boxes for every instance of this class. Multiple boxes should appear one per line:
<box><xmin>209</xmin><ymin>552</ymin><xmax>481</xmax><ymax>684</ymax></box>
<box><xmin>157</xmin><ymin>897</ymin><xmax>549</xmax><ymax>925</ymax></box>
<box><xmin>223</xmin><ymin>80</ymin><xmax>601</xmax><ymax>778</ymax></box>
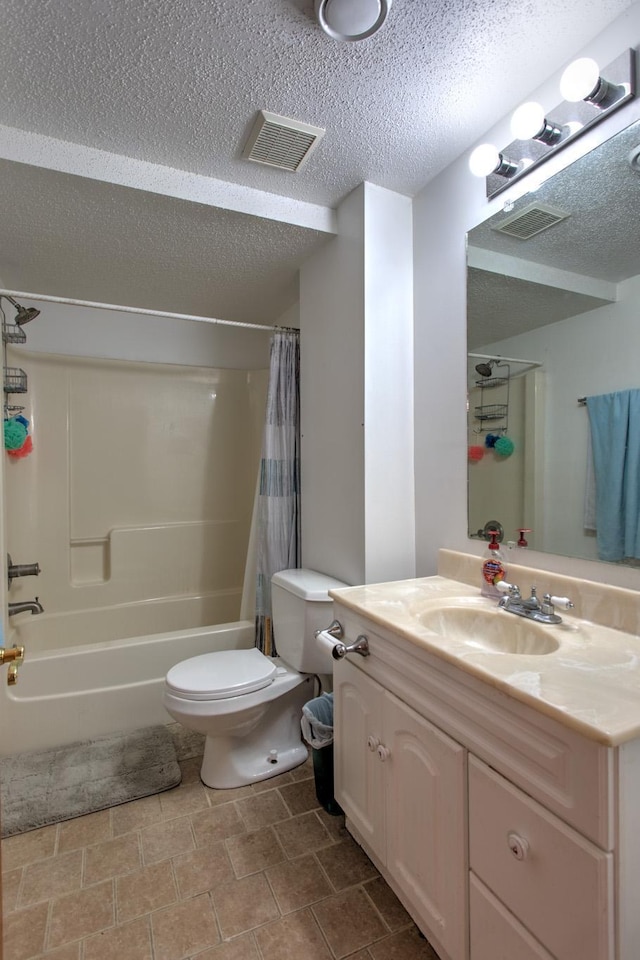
<box><xmin>417</xmin><ymin>602</ymin><xmax>560</xmax><ymax>655</ymax></box>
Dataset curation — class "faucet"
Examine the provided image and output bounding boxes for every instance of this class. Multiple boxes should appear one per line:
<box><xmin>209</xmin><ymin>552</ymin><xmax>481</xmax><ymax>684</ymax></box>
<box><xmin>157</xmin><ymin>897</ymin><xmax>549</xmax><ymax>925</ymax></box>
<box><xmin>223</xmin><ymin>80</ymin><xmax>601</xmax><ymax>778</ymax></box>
<box><xmin>8</xmin><ymin>597</ymin><xmax>44</xmax><ymax>616</ymax></box>
<box><xmin>497</xmin><ymin>583</ymin><xmax>573</xmax><ymax>624</ymax></box>
<box><xmin>7</xmin><ymin>553</ymin><xmax>41</xmax><ymax>589</ymax></box>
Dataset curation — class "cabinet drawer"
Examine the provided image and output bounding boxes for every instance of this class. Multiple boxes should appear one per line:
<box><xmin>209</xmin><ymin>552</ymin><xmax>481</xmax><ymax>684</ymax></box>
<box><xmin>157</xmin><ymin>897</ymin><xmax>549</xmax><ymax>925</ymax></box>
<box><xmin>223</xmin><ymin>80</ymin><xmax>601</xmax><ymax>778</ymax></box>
<box><xmin>470</xmin><ymin>873</ymin><xmax>554</xmax><ymax>960</ymax></box>
<box><xmin>469</xmin><ymin>757</ymin><xmax>613</xmax><ymax>960</ymax></box>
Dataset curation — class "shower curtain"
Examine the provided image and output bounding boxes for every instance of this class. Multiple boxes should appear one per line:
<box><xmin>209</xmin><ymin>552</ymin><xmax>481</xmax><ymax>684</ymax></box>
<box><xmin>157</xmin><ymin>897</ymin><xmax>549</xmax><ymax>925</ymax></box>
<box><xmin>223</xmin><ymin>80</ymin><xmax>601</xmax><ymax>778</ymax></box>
<box><xmin>255</xmin><ymin>329</ymin><xmax>301</xmax><ymax>656</ymax></box>
<box><xmin>586</xmin><ymin>389</ymin><xmax>640</xmax><ymax>562</ymax></box>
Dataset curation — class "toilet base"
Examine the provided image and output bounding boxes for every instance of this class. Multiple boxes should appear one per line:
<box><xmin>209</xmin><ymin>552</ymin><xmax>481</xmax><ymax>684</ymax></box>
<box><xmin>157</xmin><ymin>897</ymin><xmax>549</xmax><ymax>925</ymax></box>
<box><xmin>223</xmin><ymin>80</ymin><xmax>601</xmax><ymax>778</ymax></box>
<box><xmin>198</xmin><ymin>672</ymin><xmax>314</xmax><ymax>789</ymax></box>
<box><xmin>201</xmin><ymin>736</ymin><xmax>308</xmax><ymax>789</ymax></box>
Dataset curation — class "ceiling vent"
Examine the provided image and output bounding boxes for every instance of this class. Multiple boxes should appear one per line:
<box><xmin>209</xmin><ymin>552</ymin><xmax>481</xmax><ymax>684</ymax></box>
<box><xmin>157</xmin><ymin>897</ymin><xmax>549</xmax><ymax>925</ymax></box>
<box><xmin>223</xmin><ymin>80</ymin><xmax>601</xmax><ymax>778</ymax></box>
<box><xmin>242</xmin><ymin>111</ymin><xmax>325</xmax><ymax>172</ymax></box>
<box><xmin>491</xmin><ymin>202</ymin><xmax>570</xmax><ymax>240</ymax></box>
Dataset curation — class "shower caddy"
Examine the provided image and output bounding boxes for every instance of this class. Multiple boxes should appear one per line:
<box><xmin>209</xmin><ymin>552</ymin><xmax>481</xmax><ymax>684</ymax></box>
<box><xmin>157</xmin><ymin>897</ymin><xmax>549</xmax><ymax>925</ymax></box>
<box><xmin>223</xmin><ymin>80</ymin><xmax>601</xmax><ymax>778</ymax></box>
<box><xmin>2</xmin><ymin>313</ymin><xmax>27</xmax><ymax>418</ymax></box>
<box><xmin>473</xmin><ymin>362</ymin><xmax>510</xmax><ymax>435</ymax></box>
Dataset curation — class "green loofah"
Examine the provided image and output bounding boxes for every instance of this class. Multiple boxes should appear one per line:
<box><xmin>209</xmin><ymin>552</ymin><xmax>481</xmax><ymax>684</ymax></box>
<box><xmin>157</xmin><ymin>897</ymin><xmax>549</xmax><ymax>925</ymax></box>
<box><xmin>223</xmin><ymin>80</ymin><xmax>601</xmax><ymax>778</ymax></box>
<box><xmin>495</xmin><ymin>436</ymin><xmax>515</xmax><ymax>457</ymax></box>
<box><xmin>4</xmin><ymin>419</ymin><xmax>27</xmax><ymax>450</ymax></box>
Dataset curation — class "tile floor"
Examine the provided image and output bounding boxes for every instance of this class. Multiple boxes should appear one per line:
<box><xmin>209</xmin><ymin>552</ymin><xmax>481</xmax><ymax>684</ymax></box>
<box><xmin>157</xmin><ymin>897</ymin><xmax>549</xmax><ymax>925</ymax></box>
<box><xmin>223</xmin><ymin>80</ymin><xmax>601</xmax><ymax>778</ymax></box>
<box><xmin>2</xmin><ymin>726</ymin><xmax>440</xmax><ymax>960</ymax></box>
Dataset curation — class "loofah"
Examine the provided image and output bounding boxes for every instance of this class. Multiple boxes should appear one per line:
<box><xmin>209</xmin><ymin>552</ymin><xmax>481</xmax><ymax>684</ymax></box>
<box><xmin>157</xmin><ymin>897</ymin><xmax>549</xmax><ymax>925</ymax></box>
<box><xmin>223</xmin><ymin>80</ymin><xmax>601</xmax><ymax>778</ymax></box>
<box><xmin>4</xmin><ymin>419</ymin><xmax>27</xmax><ymax>450</ymax></box>
<box><xmin>7</xmin><ymin>435</ymin><xmax>32</xmax><ymax>459</ymax></box>
<box><xmin>468</xmin><ymin>445</ymin><xmax>484</xmax><ymax>461</ymax></box>
<box><xmin>485</xmin><ymin>433</ymin><xmax>498</xmax><ymax>448</ymax></box>
<box><xmin>495</xmin><ymin>436</ymin><xmax>515</xmax><ymax>457</ymax></box>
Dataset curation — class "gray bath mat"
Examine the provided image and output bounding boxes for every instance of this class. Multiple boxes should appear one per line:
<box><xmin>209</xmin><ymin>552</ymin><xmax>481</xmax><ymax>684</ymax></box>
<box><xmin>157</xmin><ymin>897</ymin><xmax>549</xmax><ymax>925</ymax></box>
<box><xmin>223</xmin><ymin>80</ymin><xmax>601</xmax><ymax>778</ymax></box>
<box><xmin>0</xmin><ymin>725</ymin><xmax>182</xmax><ymax>837</ymax></box>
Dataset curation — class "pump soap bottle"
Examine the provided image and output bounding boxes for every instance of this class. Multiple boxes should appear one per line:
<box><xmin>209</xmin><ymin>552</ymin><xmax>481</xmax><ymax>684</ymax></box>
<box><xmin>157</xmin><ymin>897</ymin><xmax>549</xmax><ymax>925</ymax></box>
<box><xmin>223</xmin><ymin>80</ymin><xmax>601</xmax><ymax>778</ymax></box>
<box><xmin>481</xmin><ymin>530</ymin><xmax>507</xmax><ymax>599</ymax></box>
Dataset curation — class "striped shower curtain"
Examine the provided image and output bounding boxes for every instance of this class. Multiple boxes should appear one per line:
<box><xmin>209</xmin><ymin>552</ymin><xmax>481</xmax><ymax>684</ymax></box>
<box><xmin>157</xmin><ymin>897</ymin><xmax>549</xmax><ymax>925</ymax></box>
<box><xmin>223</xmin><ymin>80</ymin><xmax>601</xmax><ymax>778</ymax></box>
<box><xmin>255</xmin><ymin>329</ymin><xmax>301</xmax><ymax>656</ymax></box>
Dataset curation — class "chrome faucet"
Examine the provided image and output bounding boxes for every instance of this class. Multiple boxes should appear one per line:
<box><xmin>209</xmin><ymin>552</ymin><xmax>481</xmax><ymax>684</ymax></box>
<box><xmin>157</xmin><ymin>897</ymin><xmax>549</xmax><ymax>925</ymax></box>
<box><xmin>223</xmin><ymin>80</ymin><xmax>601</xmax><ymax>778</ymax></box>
<box><xmin>8</xmin><ymin>597</ymin><xmax>44</xmax><ymax>616</ymax></box>
<box><xmin>498</xmin><ymin>583</ymin><xmax>573</xmax><ymax>624</ymax></box>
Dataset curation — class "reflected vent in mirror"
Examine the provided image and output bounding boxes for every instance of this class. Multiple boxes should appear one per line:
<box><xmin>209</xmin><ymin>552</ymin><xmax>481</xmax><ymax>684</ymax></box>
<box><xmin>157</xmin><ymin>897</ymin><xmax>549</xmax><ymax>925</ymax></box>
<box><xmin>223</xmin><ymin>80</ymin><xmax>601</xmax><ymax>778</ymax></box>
<box><xmin>491</xmin><ymin>202</ymin><xmax>570</xmax><ymax>240</ymax></box>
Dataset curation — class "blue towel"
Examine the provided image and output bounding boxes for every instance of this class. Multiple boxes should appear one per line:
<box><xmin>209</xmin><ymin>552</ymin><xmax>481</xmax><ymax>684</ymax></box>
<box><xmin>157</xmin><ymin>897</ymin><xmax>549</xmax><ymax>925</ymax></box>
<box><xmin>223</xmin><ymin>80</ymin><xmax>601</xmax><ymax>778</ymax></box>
<box><xmin>586</xmin><ymin>389</ymin><xmax>640</xmax><ymax>562</ymax></box>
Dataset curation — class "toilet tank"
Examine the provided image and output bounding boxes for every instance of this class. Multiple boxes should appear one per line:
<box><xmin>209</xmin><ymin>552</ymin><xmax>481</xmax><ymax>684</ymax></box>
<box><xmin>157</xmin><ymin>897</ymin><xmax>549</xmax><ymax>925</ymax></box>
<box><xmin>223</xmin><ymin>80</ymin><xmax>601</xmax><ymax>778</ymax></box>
<box><xmin>271</xmin><ymin>568</ymin><xmax>349</xmax><ymax>674</ymax></box>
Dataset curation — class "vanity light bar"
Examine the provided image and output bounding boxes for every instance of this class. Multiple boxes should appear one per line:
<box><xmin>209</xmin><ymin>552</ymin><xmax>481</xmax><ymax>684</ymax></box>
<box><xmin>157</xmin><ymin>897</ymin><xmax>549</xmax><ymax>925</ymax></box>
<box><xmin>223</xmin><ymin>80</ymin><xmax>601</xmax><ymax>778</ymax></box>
<box><xmin>473</xmin><ymin>49</ymin><xmax>636</xmax><ymax>200</ymax></box>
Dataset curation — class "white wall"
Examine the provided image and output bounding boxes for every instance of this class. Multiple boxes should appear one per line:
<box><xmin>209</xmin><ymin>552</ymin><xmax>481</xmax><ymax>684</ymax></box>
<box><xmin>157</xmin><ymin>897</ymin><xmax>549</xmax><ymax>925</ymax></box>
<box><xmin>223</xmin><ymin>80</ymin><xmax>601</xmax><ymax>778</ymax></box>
<box><xmin>413</xmin><ymin>2</ymin><xmax>640</xmax><ymax>590</ymax></box>
<box><xmin>300</xmin><ymin>184</ymin><xmax>415</xmax><ymax>586</ymax></box>
<box><xmin>15</xmin><ymin>300</ymin><xmax>271</xmax><ymax>369</ymax></box>
<box><xmin>364</xmin><ymin>184</ymin><xmax>415</xmax><ymax>585</ymax></box>
<box><xmin>300</xmin><ymin>187</ymin><xmax>367</xmax><ymax>584</ymax></box>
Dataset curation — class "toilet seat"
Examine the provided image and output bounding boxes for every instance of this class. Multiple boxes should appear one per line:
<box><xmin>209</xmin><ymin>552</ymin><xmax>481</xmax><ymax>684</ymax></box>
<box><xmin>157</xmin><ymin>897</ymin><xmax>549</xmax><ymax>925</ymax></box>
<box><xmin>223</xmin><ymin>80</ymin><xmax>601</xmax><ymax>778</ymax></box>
<box><xmin>166</xmin><ymin>647</ymin><xmax>279</xmax><ymax>701</ymax></box>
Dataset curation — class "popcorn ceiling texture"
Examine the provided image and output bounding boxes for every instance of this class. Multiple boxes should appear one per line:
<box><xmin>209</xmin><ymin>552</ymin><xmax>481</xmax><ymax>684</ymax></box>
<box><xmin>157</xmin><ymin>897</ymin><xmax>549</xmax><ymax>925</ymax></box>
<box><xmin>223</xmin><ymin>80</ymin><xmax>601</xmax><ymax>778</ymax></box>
<box><xmin>0</xmin><ymin>0</ymin><xmax>634</xmax><ymax>206</ymax></box>
<box><xmin>0</xmin><ymin>0</ymin><xmax>634</xmax><ymax>319</ymax></box>
<box><xmin>0</xmin><ymin>158</ymin><xmax>328</xmax><ymax>322</ymax></box>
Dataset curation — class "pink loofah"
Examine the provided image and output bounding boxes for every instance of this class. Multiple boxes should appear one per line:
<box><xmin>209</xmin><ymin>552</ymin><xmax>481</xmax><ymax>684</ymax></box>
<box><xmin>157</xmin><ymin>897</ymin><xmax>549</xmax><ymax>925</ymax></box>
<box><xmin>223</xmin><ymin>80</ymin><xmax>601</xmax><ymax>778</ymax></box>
<box><xmin>468</xmin><ymin>445</ymin><xmax>484</xmax><ymax>461</ymax></box>
<box><xmin>7</xmin><ymin>435</ymin><xmax>33</xmax><ymax>459</ymax></box>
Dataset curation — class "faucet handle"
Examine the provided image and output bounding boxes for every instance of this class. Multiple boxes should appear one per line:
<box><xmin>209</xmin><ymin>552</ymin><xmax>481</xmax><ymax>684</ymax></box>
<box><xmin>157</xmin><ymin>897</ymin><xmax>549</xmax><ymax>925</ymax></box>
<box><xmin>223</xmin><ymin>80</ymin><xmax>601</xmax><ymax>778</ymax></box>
<box><xmin>547</xmin><ymin>594</ymin><xmax>574</xmax><ymax>610</ymax></box>
<box><xmin>495</xmin><ymin>580</ymin><xmax>520</xmax><ymax>597</ymax></box>
<box><xmin>541</xmin><ymin>594</ymin><xmax>574</xmax><ymax>616</ymax></box>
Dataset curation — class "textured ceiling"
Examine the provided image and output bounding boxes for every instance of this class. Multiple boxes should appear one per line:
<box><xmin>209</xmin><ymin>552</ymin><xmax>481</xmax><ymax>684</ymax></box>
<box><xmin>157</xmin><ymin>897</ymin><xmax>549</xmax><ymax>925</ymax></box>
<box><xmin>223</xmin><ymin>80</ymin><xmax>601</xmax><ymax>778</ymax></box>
<box><xmin>2</xmin><ymin>0</ymin><xmax>634</xmax><ymax>205</ymax></box>
<box><xmin>0</xmin><ymin>0</ymin><xmax>636</xmax><ymax>321</ymax></box>
<box><xmin>467</xmin><ymin>269</ymin><xmax>611</xmax><ymax>349</ymax></box>
<box><xmin>0</xmin><ymin>160</ymin><xmax>328</xmax><ymax>323</ymax></box>
<box><xmin>468</xmin><ymin>118</ymin><xmax>640</xmax><ymax>347</ymax></box>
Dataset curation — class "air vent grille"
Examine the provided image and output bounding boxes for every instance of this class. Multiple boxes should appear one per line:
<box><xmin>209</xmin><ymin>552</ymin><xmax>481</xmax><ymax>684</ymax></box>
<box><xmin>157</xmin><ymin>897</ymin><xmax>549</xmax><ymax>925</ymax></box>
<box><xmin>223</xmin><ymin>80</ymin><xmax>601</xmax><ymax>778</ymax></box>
<box><xmin>242</xmin><ymin>111</ymin><xmax>325</xmax><ymax>172</ymax></box>
<box><xmin>492</xmin><ymin>202</ymin><xmax>570</xmax><ymax>240</ymax></box>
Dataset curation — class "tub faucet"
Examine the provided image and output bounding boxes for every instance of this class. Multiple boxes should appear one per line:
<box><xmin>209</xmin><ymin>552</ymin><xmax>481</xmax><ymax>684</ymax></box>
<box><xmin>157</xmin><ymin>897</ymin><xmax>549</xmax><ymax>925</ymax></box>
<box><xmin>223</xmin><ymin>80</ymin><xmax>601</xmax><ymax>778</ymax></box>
<box><xmin>8</xmin><ymin>597</ymin><xmax>44</xmax><ymax>616</ymax></box>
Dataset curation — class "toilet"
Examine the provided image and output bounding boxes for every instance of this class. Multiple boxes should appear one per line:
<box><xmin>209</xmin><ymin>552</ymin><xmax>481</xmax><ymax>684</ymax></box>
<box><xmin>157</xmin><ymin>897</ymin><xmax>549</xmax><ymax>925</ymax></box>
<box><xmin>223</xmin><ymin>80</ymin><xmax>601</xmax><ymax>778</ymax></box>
<box><xmin>163</xmin><ymin>568</ymin><xmax>347</xmax><ymax>788</ymax></box>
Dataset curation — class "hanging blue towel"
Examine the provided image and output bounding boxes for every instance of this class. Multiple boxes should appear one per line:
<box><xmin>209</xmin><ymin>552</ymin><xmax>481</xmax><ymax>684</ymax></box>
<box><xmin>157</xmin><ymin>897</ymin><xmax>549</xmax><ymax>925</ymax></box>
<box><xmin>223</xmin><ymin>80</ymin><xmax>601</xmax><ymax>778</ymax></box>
<box><xmin>586</xmin><ymin>389</ymin><xmax>640</xmax><ymax>562</ymax></box>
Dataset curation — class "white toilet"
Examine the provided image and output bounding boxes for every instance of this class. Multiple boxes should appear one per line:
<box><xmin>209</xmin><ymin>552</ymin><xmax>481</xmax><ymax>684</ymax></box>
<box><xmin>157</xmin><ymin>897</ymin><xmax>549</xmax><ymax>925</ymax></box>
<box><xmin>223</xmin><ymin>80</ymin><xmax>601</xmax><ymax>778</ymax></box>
<box><xmin>163</xmin><ymin>568</ymin><xmax>347</xmax><ymax>788</ymax></box>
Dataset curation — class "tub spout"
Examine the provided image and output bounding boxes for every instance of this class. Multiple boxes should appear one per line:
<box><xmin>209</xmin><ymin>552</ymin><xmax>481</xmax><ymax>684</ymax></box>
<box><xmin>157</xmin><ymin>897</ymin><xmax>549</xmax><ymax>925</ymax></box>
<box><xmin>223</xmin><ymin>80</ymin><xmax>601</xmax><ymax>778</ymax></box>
<box><xmin>8</xmin><ymin>597</ymin><xmax>44</xmax><ymax>616</ymax></box>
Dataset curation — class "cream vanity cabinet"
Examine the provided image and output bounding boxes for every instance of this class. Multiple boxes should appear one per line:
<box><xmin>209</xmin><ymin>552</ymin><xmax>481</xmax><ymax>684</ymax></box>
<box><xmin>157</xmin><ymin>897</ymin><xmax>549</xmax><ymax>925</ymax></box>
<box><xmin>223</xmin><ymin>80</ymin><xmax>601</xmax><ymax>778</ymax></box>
<box><xmin>335</xmin><ymin>657</ymin><xmax>467</xmax><ymax>960</ymax></box>
<box><xmin>332</xmin><ymin>602</ymin><xmax>640</xmax><ymax>960</ymax></box>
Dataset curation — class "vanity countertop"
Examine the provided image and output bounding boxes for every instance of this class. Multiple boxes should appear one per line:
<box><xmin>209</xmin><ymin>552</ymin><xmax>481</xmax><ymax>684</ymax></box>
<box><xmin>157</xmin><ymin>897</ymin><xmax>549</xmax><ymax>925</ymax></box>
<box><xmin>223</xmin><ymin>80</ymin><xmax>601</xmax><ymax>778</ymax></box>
<box><xmin>330</xmin><ymin>574</ymin><xmax>640</xmax><ymax>747</ymax></box>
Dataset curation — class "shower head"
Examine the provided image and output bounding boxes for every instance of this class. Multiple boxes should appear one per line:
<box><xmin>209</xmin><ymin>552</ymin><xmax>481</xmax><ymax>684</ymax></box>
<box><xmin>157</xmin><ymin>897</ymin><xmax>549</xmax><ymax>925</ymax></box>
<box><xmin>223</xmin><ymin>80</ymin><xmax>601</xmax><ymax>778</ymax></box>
<box><xmin>4</xmin><ymin>296</ymin><xmax>40</xmax><ymax>325</ymax></box>
<box><xmin>475</xmin><ymin>361</ymin><xmax>494</xmax><ymax>377</ymax></box>
<box><xmin>15</xmin><ymin>306</ymin><xmax>40</xmax><ymax>325</ymax></box>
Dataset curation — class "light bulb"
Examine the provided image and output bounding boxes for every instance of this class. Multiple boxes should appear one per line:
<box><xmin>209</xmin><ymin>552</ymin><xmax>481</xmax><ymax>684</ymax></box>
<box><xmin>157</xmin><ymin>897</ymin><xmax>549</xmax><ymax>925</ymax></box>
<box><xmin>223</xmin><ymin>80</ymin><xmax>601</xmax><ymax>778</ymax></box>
<box><xmin>560</xmin><ymin>58</ymin><xmax>600</xmax><ymax>102</ymax></box>
<box><xmin>324</xmin><ymin>0</ymin><xmax>383</xmax><ymax>35</ymax></box>
<box><xmin>510</xmin><ymin>102</ymin><xmax>545</xmax><ymax>140</ymax></box>
<box><xmin>469</xmin><ymin>143</ymin><xmax>500</xmax><ymax>177</ymax></box>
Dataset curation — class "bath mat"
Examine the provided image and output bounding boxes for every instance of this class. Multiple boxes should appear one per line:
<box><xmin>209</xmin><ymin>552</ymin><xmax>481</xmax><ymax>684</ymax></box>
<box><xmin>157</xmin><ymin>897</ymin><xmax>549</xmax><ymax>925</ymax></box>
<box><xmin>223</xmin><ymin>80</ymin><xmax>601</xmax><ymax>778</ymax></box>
<box><xmin>0</xmin><ymin>725</ymin><xmax>182</xmax><ymax>837</ymax></box>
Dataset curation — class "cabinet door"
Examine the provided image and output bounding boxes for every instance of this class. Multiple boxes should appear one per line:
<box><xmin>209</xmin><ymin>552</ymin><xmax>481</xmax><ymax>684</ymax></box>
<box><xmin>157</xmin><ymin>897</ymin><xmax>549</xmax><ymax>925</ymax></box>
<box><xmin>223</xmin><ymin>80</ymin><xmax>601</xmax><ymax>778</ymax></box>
<box><xmin>334</xmin><ymin>659</ymin><xmax>385</xmax><ymax>858</ymax></box>
<box><xmin>384</xmin><ymin>690</ymin><xmax>467</xmax><ymax>960</ymax></box>
<box><xmin>469</xmin><ymin>757</ymin><xmax>613</xmax><ymax>960</ymax></box>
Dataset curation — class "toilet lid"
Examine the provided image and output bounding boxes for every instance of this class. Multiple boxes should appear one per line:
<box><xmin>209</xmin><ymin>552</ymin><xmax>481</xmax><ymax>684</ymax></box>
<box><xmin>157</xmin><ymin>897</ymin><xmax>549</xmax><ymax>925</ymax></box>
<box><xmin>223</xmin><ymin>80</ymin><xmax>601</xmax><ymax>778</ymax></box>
<box><xmin>165</xmin><ymin>647</ymin><xmax>278</xmax><ymax>701</ymax></box>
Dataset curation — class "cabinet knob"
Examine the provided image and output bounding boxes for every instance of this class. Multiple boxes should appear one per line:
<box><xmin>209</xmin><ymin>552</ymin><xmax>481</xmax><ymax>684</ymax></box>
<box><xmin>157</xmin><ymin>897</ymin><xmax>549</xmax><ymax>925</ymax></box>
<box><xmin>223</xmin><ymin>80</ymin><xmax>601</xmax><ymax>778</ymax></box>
<box><xmin>367</xmin><ymin>736</ymin><xmax>380</xmax><ymax>752</ymax></box>
<box><xmin>507</xmin><ymin>831</ymin><xmax>529</xmax><ymax>861</ymax></box>
<box><xmin>377</xmin><ymin>744</ymin><xmax>391</xmax><ymax>762</ymax></box>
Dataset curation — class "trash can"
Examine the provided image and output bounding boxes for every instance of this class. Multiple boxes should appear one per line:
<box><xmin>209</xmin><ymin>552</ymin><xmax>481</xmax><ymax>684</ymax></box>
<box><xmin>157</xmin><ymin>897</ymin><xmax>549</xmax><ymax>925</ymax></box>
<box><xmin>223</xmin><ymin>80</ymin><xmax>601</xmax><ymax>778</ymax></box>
<box><xmin>301</xmin><ymin>692</ymin><xmax>343</xmax><ymax>816</ymax></box>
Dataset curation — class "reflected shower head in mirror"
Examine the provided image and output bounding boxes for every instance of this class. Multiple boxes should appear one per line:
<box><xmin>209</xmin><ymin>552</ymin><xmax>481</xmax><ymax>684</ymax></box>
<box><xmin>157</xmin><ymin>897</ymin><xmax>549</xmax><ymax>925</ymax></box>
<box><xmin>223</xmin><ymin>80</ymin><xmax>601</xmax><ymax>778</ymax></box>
<box><xmin>475</xmin><ymin>361</ymin><xmax>494</xmax><ymax>377</ymax></box>
<box><xmin>4</xmin><ymin>296</ymin><xmax>40</xmax><ymax>325</ymax></box>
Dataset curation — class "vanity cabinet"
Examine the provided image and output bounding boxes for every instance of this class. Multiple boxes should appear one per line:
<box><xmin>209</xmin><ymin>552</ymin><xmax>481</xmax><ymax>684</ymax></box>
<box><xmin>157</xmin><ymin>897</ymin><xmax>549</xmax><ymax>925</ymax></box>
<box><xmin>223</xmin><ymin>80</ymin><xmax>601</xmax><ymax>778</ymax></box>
<box><xmin>335</xmin><ymin>658</ymin><xmax>466</xmax><ymax>960</ymax></box>
<box><xmin>332</xmin><ymin>602</ymin><xmax>629</xmax><ymax>960</ymax></box>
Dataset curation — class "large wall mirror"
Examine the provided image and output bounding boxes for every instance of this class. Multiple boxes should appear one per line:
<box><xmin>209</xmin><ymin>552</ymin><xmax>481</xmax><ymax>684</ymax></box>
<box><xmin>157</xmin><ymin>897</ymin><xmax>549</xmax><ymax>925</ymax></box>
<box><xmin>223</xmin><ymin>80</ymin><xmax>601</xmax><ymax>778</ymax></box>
<box><xmin>467</xmin><ymin>116</ymin><xmax>640</xmax><ymax>564</ymax></box>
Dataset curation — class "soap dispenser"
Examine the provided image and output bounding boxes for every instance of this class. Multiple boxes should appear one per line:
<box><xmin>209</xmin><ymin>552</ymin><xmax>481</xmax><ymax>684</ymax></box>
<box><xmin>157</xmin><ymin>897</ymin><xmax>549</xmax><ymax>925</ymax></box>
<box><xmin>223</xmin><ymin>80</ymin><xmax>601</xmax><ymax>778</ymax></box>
<box><xmin>481</xmin><ymin>530</ymin><xmax>507</xmax><ymax>599</ymax></box>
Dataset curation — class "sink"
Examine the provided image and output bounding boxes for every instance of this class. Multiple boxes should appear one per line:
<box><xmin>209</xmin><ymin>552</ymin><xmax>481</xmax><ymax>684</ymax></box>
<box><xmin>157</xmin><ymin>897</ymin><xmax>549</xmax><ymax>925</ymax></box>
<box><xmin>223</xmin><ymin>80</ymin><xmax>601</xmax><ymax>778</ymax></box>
<box><xmin>417</xmin><ymin>601</ymin><xmax>560</xmax><ymax>655</ymax></box>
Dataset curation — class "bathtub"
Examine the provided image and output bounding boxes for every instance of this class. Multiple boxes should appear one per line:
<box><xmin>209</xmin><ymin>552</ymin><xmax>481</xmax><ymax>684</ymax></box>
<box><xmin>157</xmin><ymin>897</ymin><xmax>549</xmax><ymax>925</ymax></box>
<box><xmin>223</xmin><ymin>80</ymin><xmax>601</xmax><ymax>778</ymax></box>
<box><xmin>3</xmin><ymin>602</ymin><xmax>255</xmax><ymax>756</ymax></box>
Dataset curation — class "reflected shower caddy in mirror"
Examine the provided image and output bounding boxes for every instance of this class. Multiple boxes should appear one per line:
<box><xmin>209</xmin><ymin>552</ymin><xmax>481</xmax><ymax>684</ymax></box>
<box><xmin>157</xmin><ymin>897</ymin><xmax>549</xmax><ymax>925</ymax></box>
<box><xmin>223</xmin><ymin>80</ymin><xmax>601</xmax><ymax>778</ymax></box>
<box><xmin>473</xmin><ymin>361</ymin><xmax>510</xmax><ymax>436</ymax></box>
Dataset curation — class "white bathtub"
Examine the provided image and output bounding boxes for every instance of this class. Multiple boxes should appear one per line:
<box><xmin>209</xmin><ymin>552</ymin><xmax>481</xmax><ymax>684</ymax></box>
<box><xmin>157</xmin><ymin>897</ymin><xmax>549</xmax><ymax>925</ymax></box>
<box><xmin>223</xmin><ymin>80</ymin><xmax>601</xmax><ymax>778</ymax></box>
<box><xmin>3</xmin><ymin>606</ymin><xmax>255</xmax><ymax>756</ymax></box>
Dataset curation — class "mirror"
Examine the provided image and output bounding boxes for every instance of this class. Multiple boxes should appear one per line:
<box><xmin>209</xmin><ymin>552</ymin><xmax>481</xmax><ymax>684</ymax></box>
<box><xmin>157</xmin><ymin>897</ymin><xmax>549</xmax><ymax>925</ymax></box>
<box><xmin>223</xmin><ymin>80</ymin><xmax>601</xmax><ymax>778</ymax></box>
<box><xmin>467</xmin><ymin>117</ymin><xmax>640</xmax><ymax>564</ymax></box>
